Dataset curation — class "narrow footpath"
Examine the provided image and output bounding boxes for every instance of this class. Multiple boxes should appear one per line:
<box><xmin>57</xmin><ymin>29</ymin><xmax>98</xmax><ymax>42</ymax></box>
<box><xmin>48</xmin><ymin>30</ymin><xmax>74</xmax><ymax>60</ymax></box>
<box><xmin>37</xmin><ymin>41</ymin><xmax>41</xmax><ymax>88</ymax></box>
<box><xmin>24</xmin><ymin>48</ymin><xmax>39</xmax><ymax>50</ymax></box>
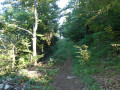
<box><xmin>52</xmin><ymin>60</ymin><xmax>84</xmax><ymax>90</ymax></box>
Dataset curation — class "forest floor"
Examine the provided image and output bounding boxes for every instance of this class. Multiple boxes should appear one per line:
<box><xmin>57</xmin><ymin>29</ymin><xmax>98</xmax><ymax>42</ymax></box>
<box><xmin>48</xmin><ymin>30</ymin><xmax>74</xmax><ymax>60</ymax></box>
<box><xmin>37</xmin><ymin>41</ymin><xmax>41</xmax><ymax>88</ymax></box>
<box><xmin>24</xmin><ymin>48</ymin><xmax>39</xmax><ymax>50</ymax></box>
<box><xmin>52</xmin><ymin>60</ymin><xmax>84</xmax><ymax>90</ymax></box>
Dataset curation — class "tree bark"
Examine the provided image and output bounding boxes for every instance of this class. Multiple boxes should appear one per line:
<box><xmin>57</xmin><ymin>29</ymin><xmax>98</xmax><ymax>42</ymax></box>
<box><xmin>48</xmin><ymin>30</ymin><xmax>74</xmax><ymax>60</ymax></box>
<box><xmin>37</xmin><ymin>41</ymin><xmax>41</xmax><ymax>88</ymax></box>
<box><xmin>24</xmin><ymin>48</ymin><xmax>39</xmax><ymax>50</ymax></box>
<box><xmin>33</xmin><ymin>0</ymin><xmax>38</xmax><ymax>66</ymax></box>
<box><xmin>12</xmin><ymin>45</ymin><xmax>15</xmax><ymax>68</ymax></box>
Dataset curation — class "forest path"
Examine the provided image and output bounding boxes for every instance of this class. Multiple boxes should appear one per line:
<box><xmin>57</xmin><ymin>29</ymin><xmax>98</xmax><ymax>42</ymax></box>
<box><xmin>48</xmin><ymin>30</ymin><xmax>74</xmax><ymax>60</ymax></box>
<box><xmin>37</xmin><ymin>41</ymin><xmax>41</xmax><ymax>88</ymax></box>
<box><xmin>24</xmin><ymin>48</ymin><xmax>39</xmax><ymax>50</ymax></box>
<box><xmin>52</xmin><ymin>60</ymin><xmax>84</xmax><ymax>90</ymax></box>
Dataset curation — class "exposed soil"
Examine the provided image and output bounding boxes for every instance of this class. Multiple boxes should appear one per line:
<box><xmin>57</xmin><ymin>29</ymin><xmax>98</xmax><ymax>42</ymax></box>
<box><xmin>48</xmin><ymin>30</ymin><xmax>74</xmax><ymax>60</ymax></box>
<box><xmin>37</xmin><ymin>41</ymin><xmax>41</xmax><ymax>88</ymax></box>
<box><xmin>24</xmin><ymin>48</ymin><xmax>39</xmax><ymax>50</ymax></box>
<box><xmin>93</xmin><ymin>74</ymin><xmax>120</xmax><ymax>89</ymax></box>
<box><xmin>52</xmin><ymin>60</ymin><xmax>84</xmax><ymax>90</ymax></box>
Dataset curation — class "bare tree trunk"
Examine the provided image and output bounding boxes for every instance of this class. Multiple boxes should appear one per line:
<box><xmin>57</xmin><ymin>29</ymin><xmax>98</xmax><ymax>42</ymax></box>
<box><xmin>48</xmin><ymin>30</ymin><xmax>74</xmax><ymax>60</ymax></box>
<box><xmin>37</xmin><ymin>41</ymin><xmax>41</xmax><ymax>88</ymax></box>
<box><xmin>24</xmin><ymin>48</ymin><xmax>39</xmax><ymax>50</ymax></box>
<box><xmin>33</xmin><ymin>0</ymin><xmax>38</xmax><ymax>66</ymax></box>
<box><xmin>12</xmin><ymin>45</ymin><xmax>15</xmax><ymax>68</ymax></box>
<box><xmin>42</xmin><ymin>44</ymin><xmax>44</xmax><ymax>53</ymax></box>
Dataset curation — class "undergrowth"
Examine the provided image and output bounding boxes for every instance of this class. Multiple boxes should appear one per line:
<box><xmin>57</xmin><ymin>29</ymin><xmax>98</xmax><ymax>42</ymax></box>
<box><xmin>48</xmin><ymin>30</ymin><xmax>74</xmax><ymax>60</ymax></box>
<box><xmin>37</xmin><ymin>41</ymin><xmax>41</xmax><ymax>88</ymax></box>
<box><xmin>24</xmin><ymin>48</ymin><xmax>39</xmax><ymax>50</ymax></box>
<box><xmin>73</xmin><ymin>33</ymin><xmax>120</xmax><ymax>89</ymax></box>
<box><xmin>0</xmin><ymin>62</ymin><xmax>58</xmax><ymax>90</ymax></box>
<box><xmin>51</xmin><ymin>39</ymin><xmax>76</xmax><ymax>65</ymax></box>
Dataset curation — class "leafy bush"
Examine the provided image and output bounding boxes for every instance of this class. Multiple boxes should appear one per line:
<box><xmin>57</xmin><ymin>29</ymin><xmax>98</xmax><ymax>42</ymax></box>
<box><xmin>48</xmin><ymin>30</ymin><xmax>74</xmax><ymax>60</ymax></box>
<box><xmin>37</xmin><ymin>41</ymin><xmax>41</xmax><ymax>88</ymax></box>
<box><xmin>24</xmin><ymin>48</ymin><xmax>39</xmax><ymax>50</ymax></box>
<box><xmin>75</xmin><ymin>45</ymin><xmax>90</xmax><ymax>63</ymax></box>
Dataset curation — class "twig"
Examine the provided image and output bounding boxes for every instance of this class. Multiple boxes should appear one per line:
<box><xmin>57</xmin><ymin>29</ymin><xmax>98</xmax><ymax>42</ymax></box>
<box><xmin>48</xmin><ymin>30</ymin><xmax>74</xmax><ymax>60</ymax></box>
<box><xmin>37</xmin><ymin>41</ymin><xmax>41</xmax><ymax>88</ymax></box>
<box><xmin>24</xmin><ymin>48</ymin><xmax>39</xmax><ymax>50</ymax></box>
<box><xmin>0</xmin><ymin>38</ymin><xmax>6</xmax><ymax>49</ymax></box>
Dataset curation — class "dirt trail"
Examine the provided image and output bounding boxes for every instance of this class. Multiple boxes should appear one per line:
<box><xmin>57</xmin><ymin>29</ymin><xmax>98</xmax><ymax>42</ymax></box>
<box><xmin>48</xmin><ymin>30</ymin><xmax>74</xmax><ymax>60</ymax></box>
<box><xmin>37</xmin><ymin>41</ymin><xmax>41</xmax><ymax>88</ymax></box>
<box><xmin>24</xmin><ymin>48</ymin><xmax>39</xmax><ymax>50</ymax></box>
<box><xmin>52</xmin><ymin>60</ymin><xmax>84</xmax><ymax>90</ymax></box>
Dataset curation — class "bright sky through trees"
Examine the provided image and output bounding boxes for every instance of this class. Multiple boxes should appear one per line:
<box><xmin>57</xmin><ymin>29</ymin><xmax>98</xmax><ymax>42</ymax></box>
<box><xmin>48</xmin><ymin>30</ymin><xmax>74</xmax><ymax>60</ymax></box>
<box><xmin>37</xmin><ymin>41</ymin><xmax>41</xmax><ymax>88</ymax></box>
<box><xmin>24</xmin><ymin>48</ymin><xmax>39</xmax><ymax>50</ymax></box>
<box><xmin>57</xmin><ymin>0</ymin><xmax>68</xmax><ymax>8</ymax></box>
<box><xmin>0</xmin><ymin>0</ymin><xmax>69</xmax><ymax>24</ymax></box>
<box><xmin>0</xmin><ymin>0</ymin><xmax>4</xmax><ymax>14</ymax></box>
<box><xmin>57</xmin><ymin>0</ymin><xmax>69</xmax><ymax>25</ymax></box>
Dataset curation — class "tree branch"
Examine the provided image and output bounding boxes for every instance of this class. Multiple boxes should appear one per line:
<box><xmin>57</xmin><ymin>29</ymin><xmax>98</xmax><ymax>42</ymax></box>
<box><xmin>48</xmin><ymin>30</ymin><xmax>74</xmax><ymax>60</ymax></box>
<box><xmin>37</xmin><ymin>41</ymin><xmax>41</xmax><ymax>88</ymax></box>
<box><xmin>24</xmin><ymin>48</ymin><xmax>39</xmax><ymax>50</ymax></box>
<box><xmin>0</xmin><ymin>21</ymin><xmax>32</xmax><ymax>35</ymax></box>
<box><xmin>5</xmin><ymin>22</ymin><xmax>33</xmax><ymax>34</ymax></box>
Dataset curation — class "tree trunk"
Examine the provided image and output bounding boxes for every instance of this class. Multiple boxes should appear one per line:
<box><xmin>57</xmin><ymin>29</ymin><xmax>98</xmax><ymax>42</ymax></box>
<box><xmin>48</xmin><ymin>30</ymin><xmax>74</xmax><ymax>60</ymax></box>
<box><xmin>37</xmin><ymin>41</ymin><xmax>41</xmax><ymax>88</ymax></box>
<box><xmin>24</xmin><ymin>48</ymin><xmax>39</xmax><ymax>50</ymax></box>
<box><xmin>33</xmin><ymin>0</ymin><xmax>38</xmax><ymax>66</ymax></box>
<box><xmin>12</xmin><ymin>45</ymin><xmax>15</xmax><ymax>68</ymax></box>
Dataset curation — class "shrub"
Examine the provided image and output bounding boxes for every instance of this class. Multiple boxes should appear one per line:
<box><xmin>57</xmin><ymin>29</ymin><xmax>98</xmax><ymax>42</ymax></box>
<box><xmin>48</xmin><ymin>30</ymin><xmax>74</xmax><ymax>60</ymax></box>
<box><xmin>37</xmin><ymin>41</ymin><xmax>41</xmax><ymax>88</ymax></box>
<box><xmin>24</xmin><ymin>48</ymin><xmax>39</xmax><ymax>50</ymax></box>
<box><xmin>75</xmin><ymin>45</ymin><xmax>90</xmax><ymax>63</ymax></box>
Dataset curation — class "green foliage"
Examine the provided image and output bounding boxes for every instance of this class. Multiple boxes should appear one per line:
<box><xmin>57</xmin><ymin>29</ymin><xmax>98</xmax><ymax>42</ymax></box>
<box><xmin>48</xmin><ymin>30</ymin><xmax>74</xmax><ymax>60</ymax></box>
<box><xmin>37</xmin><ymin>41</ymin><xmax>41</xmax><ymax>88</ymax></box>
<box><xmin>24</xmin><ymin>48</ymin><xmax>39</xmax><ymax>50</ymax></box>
<box><xmin>1</xmin><ymin>0</ymin><xmax>120</xmax><ymax>89</ymax></box>
<box><xmin>48</xmin><ymin>58</ymin><xmax>54</xmax><ymax>66</ymax></box>
<box><xmin>0</xmin><ymin>0</ymin><xmax>60</xmax><ymax>74</ymax></box>
<box><xmin>77</xmin><ymin>35</ymin><xmax>93</xmax><ymax>46</ymax></box>
<box><xmin>75</xmin><ymin>45</ymin><xmax>90</xmax><ymax>63</ymax></box>
<box><xmin>61</xmin><ymin>0</ymin><xmax>120</xmax><ymax>42</ymax></box>
<box><xmin>59</xmin><ymin>0</ymin><xmax>120</xmax><ymax>89</ymax></box>
<box><xmin>0</xmin><ymin>0</ymin><xmax>59</xmax><ymax>89</ymax></box>
<box><xmin>73</xmin><ymin>59</ymin><xmax>102</xmax><ymax>89</ymax></box>
<box><xmin>51</xmin><ymin>39</ymin><xmax>76</xmax><ymax>64</ymax></box>
<box><xmin>73</xmin><ymin>37</ymin><xmax>120</xmax><ymax>89</ymax></box>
